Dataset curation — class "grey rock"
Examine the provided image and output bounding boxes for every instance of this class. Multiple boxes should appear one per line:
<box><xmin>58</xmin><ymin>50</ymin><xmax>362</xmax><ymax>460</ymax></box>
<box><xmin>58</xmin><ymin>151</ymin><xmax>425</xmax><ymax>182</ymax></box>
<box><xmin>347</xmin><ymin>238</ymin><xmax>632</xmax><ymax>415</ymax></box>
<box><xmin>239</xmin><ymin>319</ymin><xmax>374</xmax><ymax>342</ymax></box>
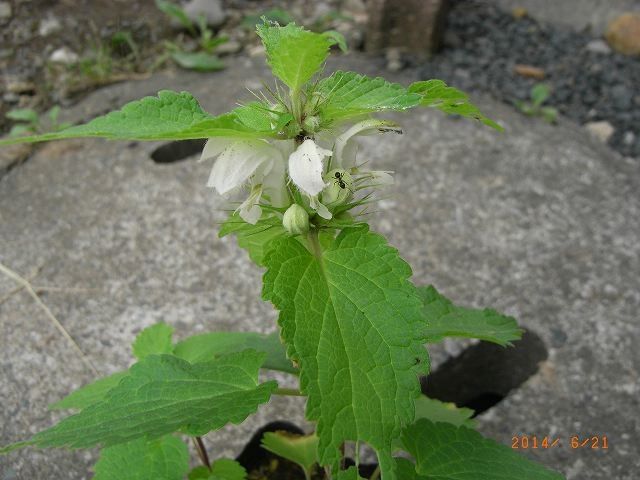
<box><xmin>183</xmin><ymin>0</ymin><xmax>226</xmax><ymax>29</ymax></box>
<box><xmin>0</xmin><ymin>56</ymin><xmax>639</xmax><ymax>479</ymax></box>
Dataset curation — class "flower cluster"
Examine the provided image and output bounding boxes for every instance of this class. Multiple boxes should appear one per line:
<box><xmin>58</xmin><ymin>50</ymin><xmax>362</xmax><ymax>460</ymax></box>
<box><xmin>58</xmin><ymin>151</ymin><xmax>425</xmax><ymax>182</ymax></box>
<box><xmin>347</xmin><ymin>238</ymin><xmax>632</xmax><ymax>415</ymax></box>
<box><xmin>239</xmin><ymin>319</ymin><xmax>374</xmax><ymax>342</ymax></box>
<box><xmin>201</xmin><ymin>119</ymin><xmax>400</xmax><ymax>231</ymax></box>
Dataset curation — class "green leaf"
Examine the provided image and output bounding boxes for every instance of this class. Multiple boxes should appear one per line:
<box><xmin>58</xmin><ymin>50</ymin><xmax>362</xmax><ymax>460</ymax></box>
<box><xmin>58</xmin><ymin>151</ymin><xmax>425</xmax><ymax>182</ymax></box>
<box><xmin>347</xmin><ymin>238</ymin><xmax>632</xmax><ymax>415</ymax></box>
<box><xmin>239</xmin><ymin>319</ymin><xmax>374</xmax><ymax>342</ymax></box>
<box><xmin>189</xmin><ymin>459</ymin><xmax>247</xmax><ymax>479</ymax></box>
<box><xmin>402</xmin><ymin>420</ymin><xmax>565</xmax><ymax>480</ymax></box>
<box><xmin>0</xmin><ymin>91</ymin><xmax>271</xmax><ymax>146</ymax></box>
<box><xmin>315</xmin><ymin>71</ymin><xmax>421</xmax><ymax>123</ymax></box>
<box><xmin>408</xmin><ymin>80</ymin><xmax>503</xmax><ymax>131</ymax></box>
<box><xmin>419</xmin><ymin>285</ymin><xmax>522</xmax><ymax>346</ymax></box>
<box><xmin>173</xmin><ymin>331</ymin><xmax>296</xmax><ymax>374</ymax></box>
<box><xmin>9</xmin><ymin>124</ymin><xmax>34</xmax><ymax>137</ymax></box>
<box><xmin>133</xmin><ymin>322</ymin><xmax>175</xmax><ymax>360</ymax></box>
<box><xmin>322</xmin><ymin>31</ymin><xmax>348</xmax><ymax>52</ymax></box>
<box><xmin>7</xmin><ymin>108</ymin><xmax>39</xmax><ymax>123</ymax></box>
<box><xmin>171</xmin><ymin>51</ymin><xmax>225</xmax><ymax>72</ymax></box>
<box><xmin>256</xmin><ymin>22</ymin><xmax>336</xmax><ymax>91</ymax></box>
<box><xmin>219</xmin><ymin>213</ymin><xmax>286</xmax><ymax>266</ymax></box>
<box><xmin>336</xmin><ymin>467</ymin><xmax>364</xmax><ymax>480</ymax></box>
<box><xmin>262</xmin><ymin>226</ymin><xmax>429</xmax><ymax>478</ymax></box>
<box><xmin>395</xmin><ymin>458</ymin><xmax>428</xmax><ymax>480</ymax></box>
<box><xmin>49</xmin><ymin>371</ymin><xmax>128</xmax><ymax>410</ymax></box>
<box><xmin>94</xmin><ymin>435</ymin><xmax>189</xmax><ymax>480</ymax></box>
<box><xmin>531</xmin><ymin>84</ymin><xmax>550</xmax><ymax>107</ymax></box>
<box><xmin>10</xmin><ymin>351</ymin><xmax>276</xmax><ymax>451</ymax></box>
<box><xmin>261</xmin><ymin>431</ymin><xmax>318</xmax><ymax>477</ymax></box>
<box><xmin>413</xmin><ymin>396</ymin><xmax>476</xmax><ymax>429</ymax></box>
<box><xmin>156</xmin><ymin>0</ymin><xmax>194</xmax><ymax>31</ymax></box>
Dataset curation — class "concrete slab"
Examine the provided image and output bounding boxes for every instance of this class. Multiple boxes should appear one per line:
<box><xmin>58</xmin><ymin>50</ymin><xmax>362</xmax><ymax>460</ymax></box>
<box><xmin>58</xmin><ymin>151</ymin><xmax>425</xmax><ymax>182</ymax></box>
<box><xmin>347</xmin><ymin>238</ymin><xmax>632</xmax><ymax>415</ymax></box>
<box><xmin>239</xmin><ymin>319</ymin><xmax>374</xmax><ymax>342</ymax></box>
<box><xmin>0</xmin><ymin>55</ymin><xmax>638</xmax><ymax>478</ymax></box>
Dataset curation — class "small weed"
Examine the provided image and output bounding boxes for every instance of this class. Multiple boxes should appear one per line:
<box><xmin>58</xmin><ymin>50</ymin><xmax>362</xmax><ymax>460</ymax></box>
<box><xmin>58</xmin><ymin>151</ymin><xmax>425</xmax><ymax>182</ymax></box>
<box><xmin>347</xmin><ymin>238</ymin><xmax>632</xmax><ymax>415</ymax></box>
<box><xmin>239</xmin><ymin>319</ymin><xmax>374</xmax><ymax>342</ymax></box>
<box><xmin>516</xmin><ymin>83</ymin><xmax>558</xmax><ymax>123</ymax></box>
<box><xmin>155</xmin><ymin>0</ymin><xmax>226</xmax><ymax>72</ymax></box>
<box><xmin>6</xmin><ymin>106</ymin><xmax>71</xmax><ymax>137</ymax></box>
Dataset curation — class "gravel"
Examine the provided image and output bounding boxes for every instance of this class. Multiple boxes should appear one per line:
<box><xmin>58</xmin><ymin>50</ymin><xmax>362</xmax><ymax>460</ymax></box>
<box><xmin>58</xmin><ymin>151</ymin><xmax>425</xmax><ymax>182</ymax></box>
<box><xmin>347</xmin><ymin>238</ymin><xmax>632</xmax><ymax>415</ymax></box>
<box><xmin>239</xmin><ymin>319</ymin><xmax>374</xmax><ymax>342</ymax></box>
<box><xmin>418</xmin><ymin>0</ymin><xmax>640</xmax><ymax>158</ymax></box>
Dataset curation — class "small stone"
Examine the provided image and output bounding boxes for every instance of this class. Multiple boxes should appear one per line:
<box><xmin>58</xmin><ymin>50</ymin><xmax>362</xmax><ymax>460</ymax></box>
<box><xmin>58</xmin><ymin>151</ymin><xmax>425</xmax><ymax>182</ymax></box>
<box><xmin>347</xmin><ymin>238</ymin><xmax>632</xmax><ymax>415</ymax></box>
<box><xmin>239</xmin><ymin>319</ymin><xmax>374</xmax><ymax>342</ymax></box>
<box><xmin>0</xmin><ymin>2</ymin><xmax>11</xmax><ymax>21</ymax></box>
<box><xmin>584</xmin><ymin>121</ymin><xmax>615</xmax><ymax>143</ymax></box>
<box><xmin>183</xmin><ymin>0</ymin><xmax>226</xmax><ymax>29</ymax></box>
<box><xmin>38</xmin><ymin>16</ymin><xmax>62</xmax><ymax>37</ymax></box>
<box><xmin>623</xmin><ymin>131</ymin><xmax>636</xmax><ymax>146</ymax></box>
<box><xmin>512</xmin><ymin>7</ymin><xmax>528</xmax><ymax>19</ymax></box>
<box><xmin>610</xmin><ymin>84</ymin><xmax>633</xmax><ymax>111</ymax></box>
<box><xmin>216</xmin><ymin>40</ymin><xmax>241</xmax><ymax>55</ymax></box>
<box><xmin>386</xmin><ymin>47</ymin><xmax>404</xmax><ymax>72</ymax></box>
<box><xmin>513</xmin><ymin>64</ymin><xmax>546</xmax><ymax>79</ymax></box>
<box><xmin>247</xmin><ymin>44</ymin><xmax>265</xmax><ymax>58</ymax></box>
<box><xmin>49</xmin><ymin>47</ymin><xmax>79</xmax><ymax>65</ymax></box>
<box><xmin>585</xmin><ymin>39</ymin><xmax>612</xmax><ymax>54</ymax></box>
<box><xmin>6</xmin><ymin>80</ymin><xmax>36</xmax><ymax>94</ymax></box>
<box><xmin>605</xmin><ymin>13</ymin><xmax>640</xmax><ymax>56</ymax></box>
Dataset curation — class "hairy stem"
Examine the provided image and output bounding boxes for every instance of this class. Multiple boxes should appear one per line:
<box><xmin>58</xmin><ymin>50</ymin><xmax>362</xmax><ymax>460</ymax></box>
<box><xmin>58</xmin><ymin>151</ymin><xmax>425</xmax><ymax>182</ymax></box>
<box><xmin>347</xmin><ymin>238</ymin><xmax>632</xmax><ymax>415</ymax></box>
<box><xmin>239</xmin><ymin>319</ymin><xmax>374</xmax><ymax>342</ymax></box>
<box><xmin>193</xmin><ymin>436</ymin><xmax>212</xmax><ymax>470</ymax></box>
<box><xmin>274</xmin><ymin>387</ymin><xmax>305</xmax><ymax>397</ymax></box>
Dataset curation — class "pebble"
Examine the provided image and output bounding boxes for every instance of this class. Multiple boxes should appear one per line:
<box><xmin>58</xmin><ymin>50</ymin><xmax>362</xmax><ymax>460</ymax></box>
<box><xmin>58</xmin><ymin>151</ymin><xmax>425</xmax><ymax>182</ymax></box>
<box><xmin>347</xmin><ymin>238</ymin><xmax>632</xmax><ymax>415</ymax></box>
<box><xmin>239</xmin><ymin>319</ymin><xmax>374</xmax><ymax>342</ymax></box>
<box><xmin>585</xmin><ymin>39</ymin><xmax>612</xmax><ymax>54</ymax></box>
<box><xmin>183</xmin><ymin>0</ymin><xmax>227</xmax><ymax>29</ymax></box>
<box><xmin>623</xmin><ymin>131</ymin><xmax>636</xmax><ymax>146</ymax></box>
<box><xmin>386</xmin><ymin>48</ymin><xmax>404</xmax><ymax>72</ymax></box>
<box><xmin>216</xmin><ymin>40</ymin><xmax>242</xmax><ymax>55</ymax></box>
<box><xmin>49</xmin><ymin>47</ymin><xmax>79</xmax><ymax>65</ymax></box>
<box><xmin>584</xmin><ymin>121</ymin><xmax>615</xmax><ymax>143</ymax></box>
<box><xmin>513</xmin><ymin>64</ymin><xmax>545</xmax><ymax>79</ymax></box>
<box><xmin>38</xmin><ymin>16</ymin><xmax>62</xmax><ymax>37</ymax></box>
<box><xmin>605</xmin><ymin>13</ymin><xmax>640</xmax><ymax>56</ymax></box>
<box><xmin>6</xmin><ymin>80</ymin><xmax>35</xmax><ymax>94</ymax></box>
<box><xmin>0</xmin><ymin>1</ymin><xmax>11</xmax><ymax>21</ymax></box>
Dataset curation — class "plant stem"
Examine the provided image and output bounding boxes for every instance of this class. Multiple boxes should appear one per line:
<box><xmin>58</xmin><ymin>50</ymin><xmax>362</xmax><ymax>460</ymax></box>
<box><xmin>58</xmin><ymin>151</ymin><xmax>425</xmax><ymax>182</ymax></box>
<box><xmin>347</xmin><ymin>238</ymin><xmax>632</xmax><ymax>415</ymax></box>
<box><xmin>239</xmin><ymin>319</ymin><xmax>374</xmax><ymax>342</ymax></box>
<box><xmin>370</xmin><ymin>465</ymin><xmax>381</xmax><ymax>480</ymax></box>
<box><xmin>274</xmin><ymin>387</ymin><xmax>306</xmax><ymax>397</ymax></box>
<box><xmin>193</xmin><ymin>436</ymin><xmax>211</xmax><ymax>470</ymax></box>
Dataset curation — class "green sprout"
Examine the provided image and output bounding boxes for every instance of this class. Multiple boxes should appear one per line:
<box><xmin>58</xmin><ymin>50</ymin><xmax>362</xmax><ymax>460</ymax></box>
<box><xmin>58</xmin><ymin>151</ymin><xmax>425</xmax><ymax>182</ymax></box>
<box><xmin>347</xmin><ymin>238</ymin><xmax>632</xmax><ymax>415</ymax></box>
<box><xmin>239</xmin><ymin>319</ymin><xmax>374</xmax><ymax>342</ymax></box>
<box><xmin>516</xmin><ymin>83</ymin><xmax>559</xmax><ymax>123</ymax></box>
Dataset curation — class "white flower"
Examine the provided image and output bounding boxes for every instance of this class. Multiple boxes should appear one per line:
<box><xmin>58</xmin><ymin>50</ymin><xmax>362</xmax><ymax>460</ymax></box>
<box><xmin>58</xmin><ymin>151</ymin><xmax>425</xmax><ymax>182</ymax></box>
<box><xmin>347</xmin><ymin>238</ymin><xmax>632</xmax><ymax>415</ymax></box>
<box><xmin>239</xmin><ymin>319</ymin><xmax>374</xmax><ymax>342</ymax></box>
<box><xmin>201</xmin><ymin>138</ymin><xmax>286</xmax><ymax>224</ymax></box>
<box><xmin>288</xmin><ymin>139</ymin><xmax>332</xmax><ymax>196</ymax></box>
<box><xmin>333</xmin><ymin>119</ymin><xmax>402</xmax><ymax>169</ymax></box>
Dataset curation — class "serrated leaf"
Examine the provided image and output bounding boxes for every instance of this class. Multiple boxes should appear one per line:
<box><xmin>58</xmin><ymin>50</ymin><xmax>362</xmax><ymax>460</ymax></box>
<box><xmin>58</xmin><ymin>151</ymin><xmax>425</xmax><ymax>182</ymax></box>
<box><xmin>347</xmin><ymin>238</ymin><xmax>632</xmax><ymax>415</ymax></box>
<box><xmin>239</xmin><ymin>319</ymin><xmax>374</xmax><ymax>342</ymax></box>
<box><xmin>189</xmin><ymin>459</ymin><xmax>247</xmax><ymax>479</ymax></box>
<box><xmin>133</xmin><ymin>322</ymin><xmax>175</xmax><ymax>360</ymax></box>
<box><xmin>262</xmin><ymin>226</ymin><xmax>429</xmax><ymax>478</ymax></box>
<box><xmin>94</xmin><ymin>435</ymin><xmax>189</xmax><ymax>480</ymax></box>
<box><xmin>256</xmin><ymin>22</ymin><xmax>336</xmax><ymax>91</ymax></box>
<box><xmin>173</xmin><ymin>331</ymin><xmax>296</xmax><ymax>374</ymax></box>
<box><xmin>315</xmin><ymin>71</ymin><xmax>421</xmax><ymax>123</ymax></box>
<box><xmin>7</xmin><ymin>351</ymin><xmax>276</xmax><ymax>451</ymax></box>
<box><xmin>402</xmin><ymin>420</ymin><xmax>565</xmax><ymax>480</ymax></box>
<box><xmin>49</xmin><ymin>371</ymin><xmax>128</xmax><ymax>410</ymax></box>
<box><xmin>219</xmin><ymin>213</ymin><xmax>286</xmax><ymax>266</ymax></box>
<box><xmin>413</xmin><ymin>396</ymin><xmax>475</xmax><ymax>429</ymax></box>
<box><xmin>0</xmin><ymin>91</ymin><xmax>273</xmax><ymax>146</ymax></box>
<box><xmin>172</xmin><ymin>51</ymin><xmax>225</xmax><ymax>72</ymax></box>
<box><xmin>419</xmin><ymin>285</ymin><xmax>522</xmax><ymax>346</ymax></box>
<box><xmin>408</xmin><ymin>80</ymin><xmax>503</xmax><ymax>131</ymax></box>
<box><xmin>261</xmin><ymin>431</ymin><xmax>318</xmax><ymax>476</ymax></box>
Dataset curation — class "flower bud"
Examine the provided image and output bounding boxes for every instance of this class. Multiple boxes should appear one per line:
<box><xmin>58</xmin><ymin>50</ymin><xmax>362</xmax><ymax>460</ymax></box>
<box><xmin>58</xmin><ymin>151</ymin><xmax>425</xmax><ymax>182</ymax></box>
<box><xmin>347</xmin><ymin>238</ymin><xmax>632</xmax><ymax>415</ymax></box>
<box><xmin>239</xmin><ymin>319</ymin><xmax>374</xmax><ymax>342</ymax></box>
<box><xmin>283</xmin><ymin>204</ymin><xmax>310</xmax><ymax>235</ymax></box>
<box><xmin>321</xmin><ymin>169</ymin><xmax>353</xmax><ymax>208</ymax></box>
<box><xmin>302</xmin><ymin>115</ymin><xmax>320</xmax><ymax>134</ymax></box>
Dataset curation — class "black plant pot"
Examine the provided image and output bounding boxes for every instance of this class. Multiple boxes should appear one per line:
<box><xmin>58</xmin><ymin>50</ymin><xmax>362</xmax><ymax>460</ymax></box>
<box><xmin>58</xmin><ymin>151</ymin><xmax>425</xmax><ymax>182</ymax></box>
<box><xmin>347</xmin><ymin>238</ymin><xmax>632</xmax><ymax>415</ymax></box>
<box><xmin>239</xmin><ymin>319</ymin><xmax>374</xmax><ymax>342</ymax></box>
<box><xmin>236</xmin><ymin>421</ymin><xmax>378</xmax><ymax>479</ymax></box>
